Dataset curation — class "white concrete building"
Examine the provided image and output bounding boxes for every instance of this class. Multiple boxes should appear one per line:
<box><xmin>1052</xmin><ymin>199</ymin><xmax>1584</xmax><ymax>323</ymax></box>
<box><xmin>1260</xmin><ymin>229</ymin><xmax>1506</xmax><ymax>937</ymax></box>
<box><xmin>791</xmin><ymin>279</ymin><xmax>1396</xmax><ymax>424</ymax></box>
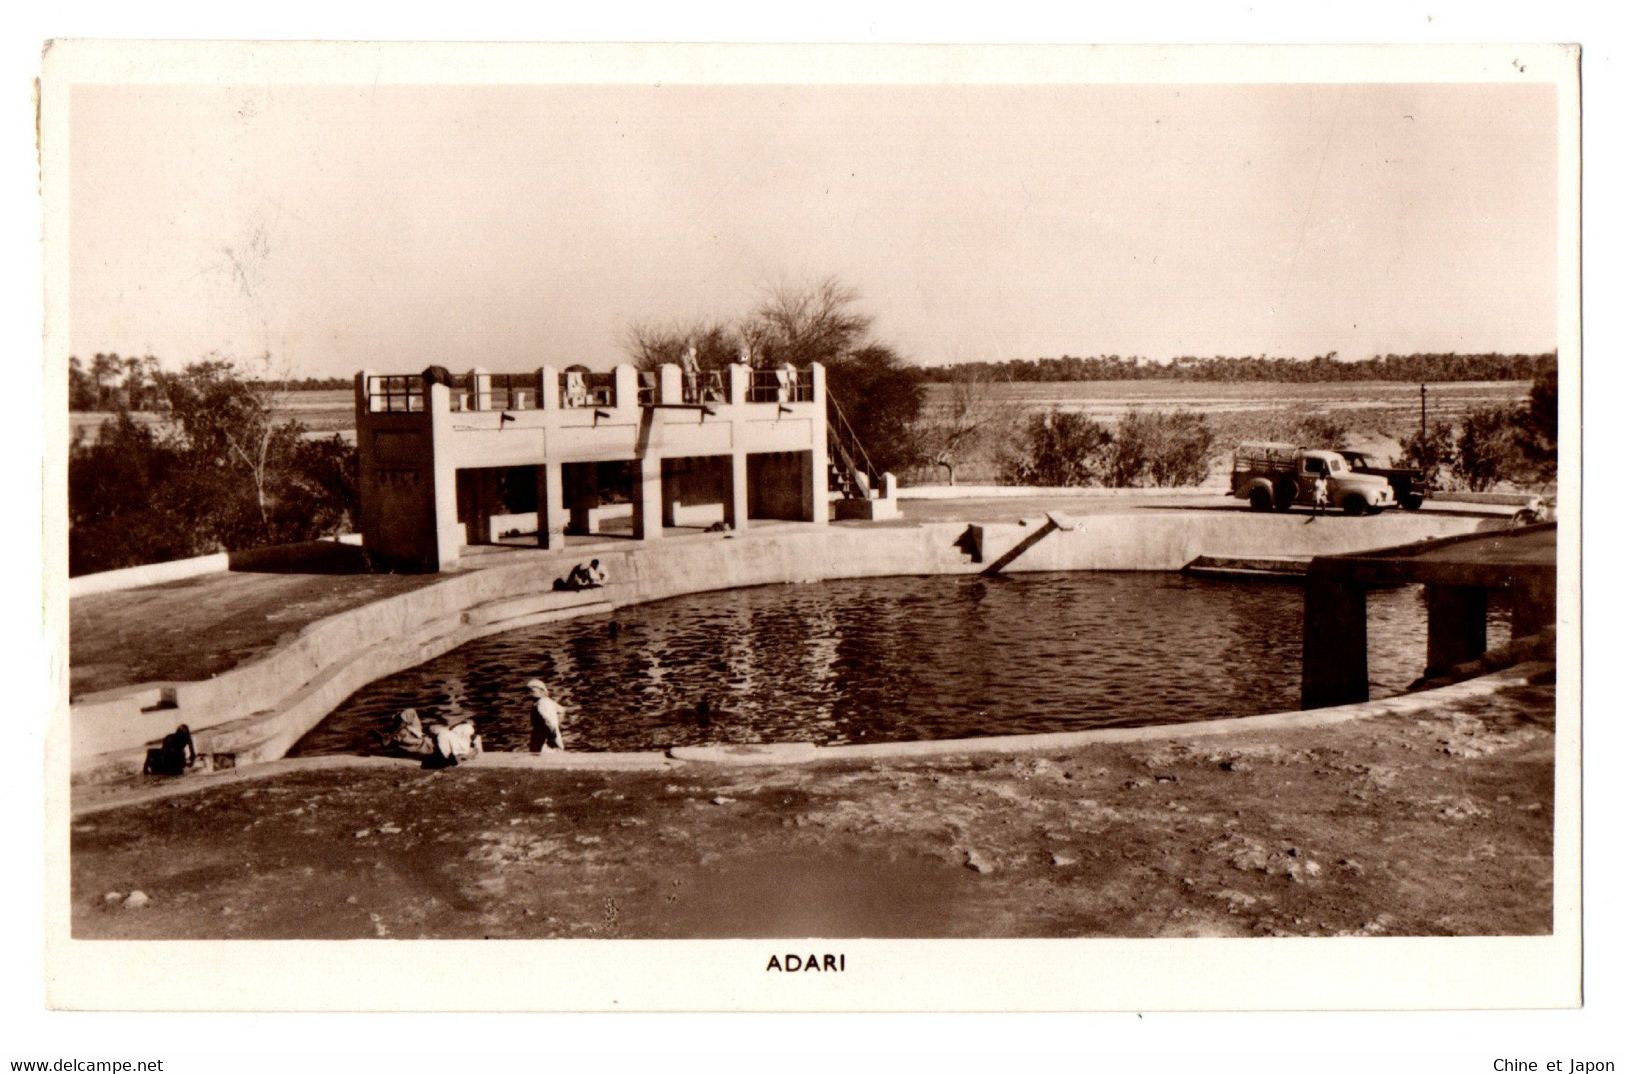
<box><xmin>355</xmin><ymin>360</ymin><xmax>893</xmax><ymax>571</ymax></box>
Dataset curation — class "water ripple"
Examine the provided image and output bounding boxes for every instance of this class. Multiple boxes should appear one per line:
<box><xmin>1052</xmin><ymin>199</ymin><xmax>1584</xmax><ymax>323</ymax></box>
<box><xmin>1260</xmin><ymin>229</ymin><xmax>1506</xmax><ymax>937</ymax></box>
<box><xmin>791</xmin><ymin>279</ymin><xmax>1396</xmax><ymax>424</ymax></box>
<box><xmin>290</xmin><ymin>572</ymin><xmax>1509</xmax><ymax>756</ymax></box>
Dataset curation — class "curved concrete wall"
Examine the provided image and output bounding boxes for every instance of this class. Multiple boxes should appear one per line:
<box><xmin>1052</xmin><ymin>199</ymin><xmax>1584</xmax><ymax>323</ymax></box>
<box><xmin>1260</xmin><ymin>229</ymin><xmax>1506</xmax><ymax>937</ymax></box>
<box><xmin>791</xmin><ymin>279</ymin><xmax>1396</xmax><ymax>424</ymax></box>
<box><xmin>70</xmin><ymin>510</ymin><xmax>1498</xmax><ymax>782</ymax></box>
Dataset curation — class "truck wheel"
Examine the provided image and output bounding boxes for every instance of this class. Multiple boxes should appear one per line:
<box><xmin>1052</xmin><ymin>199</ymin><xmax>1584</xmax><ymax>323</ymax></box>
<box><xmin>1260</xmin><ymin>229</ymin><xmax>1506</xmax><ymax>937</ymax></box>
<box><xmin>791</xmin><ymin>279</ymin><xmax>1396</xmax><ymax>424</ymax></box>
<box><xmin>1402</xmin><ymin>494</ymin><xmax>1425</xmax><ymax>511</ymax></box>
<box><xmin>1342</xmin><ymin>494</ymin><xmax>1369</xmax><ymax>517</ymax></box>
<box><xmin>1248</xmin><ymin>487</ymin><xmax>1273</xmax><ymax>512</ymax></box>
<box><xmin>1273</xmin><ymin>480</ymin><xmax>1298</xmax><ymax>511</ymax></box>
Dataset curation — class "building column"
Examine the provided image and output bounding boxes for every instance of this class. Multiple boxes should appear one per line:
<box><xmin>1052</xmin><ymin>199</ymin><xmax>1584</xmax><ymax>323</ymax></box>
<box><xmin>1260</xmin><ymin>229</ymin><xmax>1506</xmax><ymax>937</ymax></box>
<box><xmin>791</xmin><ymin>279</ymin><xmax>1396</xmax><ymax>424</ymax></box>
<box><xmin>537</xmin><ymin>366</ymin><xmax>560</xmax><ymax>410</ymax></box>
<box><xmin>1511</xmin><ymin>575</ymin><xmax>1558</xmax><ymax>638</ymax></box>
<box><xmin>463</xmin><ymin>469</ymin><xmax>499</xmax><ymax>545</ymax></box>
<box><xmin>613</xmin><ymin>364</ymin><xmax>640</xmax><ymax>410</ymax></box>
<box><xmin>427</xmin><ymin>382</ymin><xmax>462</xmax><ymax>570</ymax></box>
<box><xmin>538</xmin><ymin>461</ymin><xmax>566</xmax><ymax>549</ymax></box>
<box><xmin>726</xmin><ymin>451</ymin><xmax>748</xmax><ymax>531</ymax></box>
<box><xmin>1301</xmin><ymin>573</ymin><xmax>1369</xmax><ymax>709</ymax></box>
<box><xmin>568</xmin><ymin>464</ymin><xmax>598</xmax><ymax>535</ymax></box>
<box><xmin>466</xmin><ymin>367</ymin><xmax>492</xmax><ymax>411</ymax></box>
<box><xmin>809</xmin><ymin>363</ymin><xmax>830</xmax><ymax>525</ymax></box>
<box><xmin>632</xmin><ymin>455</ymin><xmax>664</xmax><ymax>540</ymax></box>
<box><xmin>727</xmin><ymin>363</ymin><xmax>750</xmax><ymax>405</ymax></box>
<box><xmin>1425</xmin><ymin>584</ymin><xmax>1489</xmax><ymax>674</ymax></box>
<box><xmin>662</xmin><ymin>459</ymin><xmax>681</xmax><ymax>527</ymax></box>
<box><xmin>659</xmin><ymin>363</ymin><xmax>684</xmax><ymax>404</ymax></box>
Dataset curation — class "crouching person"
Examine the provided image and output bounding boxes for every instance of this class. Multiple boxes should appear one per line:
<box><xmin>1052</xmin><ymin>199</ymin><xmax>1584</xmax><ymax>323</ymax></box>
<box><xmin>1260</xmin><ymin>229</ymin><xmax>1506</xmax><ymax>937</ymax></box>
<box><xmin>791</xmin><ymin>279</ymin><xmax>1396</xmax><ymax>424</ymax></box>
<box><xmin>383</xmin><ymin>708</ymin><xmax>435</xmax><ymax>756</ymax></box>
<box><xmin>142</xmin><ymin>724</ymin><xmax>196</xmax><ymax>777</ymax></box>
<box><xmin>426</xmin><ymin>716</ymin><xmax>482</xmax><ymax>769</ymax></box>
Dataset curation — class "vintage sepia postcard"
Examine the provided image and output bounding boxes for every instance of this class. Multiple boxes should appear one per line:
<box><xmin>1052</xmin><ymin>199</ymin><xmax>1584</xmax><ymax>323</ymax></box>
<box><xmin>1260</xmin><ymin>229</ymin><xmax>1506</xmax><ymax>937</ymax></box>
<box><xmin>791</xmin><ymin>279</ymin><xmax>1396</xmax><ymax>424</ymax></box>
<box><xmin>38</xmin><ymin>39</ymin><xmax>1581</xmax><ymax>1014</ymax></box>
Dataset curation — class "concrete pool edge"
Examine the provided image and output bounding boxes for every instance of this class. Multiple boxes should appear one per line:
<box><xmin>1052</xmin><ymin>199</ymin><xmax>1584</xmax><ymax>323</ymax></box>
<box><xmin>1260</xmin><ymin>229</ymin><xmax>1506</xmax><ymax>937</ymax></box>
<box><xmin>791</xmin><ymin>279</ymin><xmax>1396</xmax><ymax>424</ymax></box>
<box><xmin>68</xmin><ymin>661</ymin><xmax>1548</xmax><ymax>818</ymax></box>
<box><xmin>69</xmin><ymin>508</ymin><xmax>1501</xmax><ymax>783</ymax></box>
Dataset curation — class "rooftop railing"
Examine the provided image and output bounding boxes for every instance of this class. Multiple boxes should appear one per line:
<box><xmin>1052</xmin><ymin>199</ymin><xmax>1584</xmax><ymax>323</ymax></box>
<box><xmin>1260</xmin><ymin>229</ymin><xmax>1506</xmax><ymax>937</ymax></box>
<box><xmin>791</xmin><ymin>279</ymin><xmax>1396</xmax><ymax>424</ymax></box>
<box><xmin>748</xmin><ymin>366</ymin><xmax>811</xmax><ymax>403</ymax></box>
<box><xmin>364</xmin><ymin>363</ymin><xmax>817</xmax><ymax>416</ymax></box>
<box><xmin>682</xmin><ymin>370</ymin><xmax>728</xmax><ymax>405</ymax></box>
<box><xmin>559</xmin><ymin>370</ymin><xmax>617</xmax><ymax>409</ymax></box>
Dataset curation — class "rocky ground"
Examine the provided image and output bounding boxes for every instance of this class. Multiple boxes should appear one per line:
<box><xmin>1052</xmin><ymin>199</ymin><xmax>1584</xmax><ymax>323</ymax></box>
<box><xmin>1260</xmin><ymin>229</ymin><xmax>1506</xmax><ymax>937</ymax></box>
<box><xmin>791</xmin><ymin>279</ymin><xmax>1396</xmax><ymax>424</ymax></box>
<box><xmin>72</xmin><ymin>676</ymin><xmax>1554</xmax><ymax>940</ymax></box>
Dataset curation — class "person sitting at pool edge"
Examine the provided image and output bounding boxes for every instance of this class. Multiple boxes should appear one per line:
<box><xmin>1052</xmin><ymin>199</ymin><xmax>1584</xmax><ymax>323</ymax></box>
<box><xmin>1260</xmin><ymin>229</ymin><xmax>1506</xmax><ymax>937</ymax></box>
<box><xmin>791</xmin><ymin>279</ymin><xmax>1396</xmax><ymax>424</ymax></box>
<box><xmin>384</xmin><ymin>708</ymin><xmax>434</xmax><ymax>756</ymax></box>
<box><xmin>143</xmin><ymin>723</ymin><xmax>196</xmax><ymax>776</ymax></box>
<box><xmin>528</xmin><ymin>679</ymin><xmax>566</xmax><ymax>752</ymax></box>
<box><xmin>427</xmin><ymin>717</ymin><xmax>481</xmax><ymax>768</ymax></box>
<box><xmin>557</xmin><ymin>559</ymin><xmax>608</xmax><ymax>591</ymax></box>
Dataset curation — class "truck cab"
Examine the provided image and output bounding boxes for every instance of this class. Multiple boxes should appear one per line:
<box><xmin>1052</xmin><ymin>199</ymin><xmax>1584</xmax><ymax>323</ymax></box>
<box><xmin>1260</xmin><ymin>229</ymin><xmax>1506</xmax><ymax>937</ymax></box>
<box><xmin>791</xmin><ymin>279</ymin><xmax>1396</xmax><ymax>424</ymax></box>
<box><xmin>1337</xmin><ymin>449</ymin><xmax>1428</xmax><ymax>511</ymax></box>
<box><xmin>1231</xmin><ymin>442</ymin><xmax>1397</xmax><ymax>515</ymax></box>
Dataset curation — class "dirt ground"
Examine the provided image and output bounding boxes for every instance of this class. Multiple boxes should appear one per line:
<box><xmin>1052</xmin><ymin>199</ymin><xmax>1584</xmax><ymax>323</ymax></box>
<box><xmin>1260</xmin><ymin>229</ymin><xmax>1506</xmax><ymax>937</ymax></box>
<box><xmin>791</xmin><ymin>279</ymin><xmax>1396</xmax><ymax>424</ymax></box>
<box><xmin>71</xmin><ymin>677</ymin><xmax>1554</xmax><ymax>940</ymax></box>
<box><xmin>69</xmin><ymin>569</ymin><xmax>441</xmax><ymax>697</ymax></box>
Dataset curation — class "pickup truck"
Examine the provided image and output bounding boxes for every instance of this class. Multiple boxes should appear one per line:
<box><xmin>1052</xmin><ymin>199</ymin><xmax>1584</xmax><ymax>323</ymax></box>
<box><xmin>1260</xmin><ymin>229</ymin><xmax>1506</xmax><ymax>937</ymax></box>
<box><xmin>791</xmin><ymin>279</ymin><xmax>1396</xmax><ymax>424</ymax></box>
<box><xmin>1230</xmin><ymin>442</ymin><xmax>1397</xmax><ymax>516</ymax></box>
<box><xmin>1337</xmin><ymin>449</ymin><xmax>1427</xmax><ymax>511</ymax></box>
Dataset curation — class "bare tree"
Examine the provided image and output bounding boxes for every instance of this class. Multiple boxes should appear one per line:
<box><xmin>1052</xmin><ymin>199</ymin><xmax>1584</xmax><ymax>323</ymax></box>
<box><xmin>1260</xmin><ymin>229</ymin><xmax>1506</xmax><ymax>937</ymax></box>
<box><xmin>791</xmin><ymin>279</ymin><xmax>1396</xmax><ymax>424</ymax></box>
<box><xmin>747</xmin><ymin>276</ymin><xmax>872</xmax><ymax>368</ymax></box>
<box><xmin>152</xmin><ymin>352</ymin><xmax>297</xmax><ymax>539</ymax></box>
<box><xmin>912</xmin><ymin>370</ymin><xmax>1020</xmax><ymax>485</ymax></box>
<box><xmin>624</xmin><ymin>319</ymin><xmax>739</xmax><ymax>372</ymax></box>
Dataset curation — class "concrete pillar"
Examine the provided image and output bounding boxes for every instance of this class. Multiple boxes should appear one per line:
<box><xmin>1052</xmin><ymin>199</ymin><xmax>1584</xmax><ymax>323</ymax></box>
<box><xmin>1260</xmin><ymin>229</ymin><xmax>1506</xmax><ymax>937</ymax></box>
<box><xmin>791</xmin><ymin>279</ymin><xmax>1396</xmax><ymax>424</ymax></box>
<box><xmin>569</xmin><ymin>464</ymin><xmax>599</xmax><ymax>535</ymax></box>
<box><xmin>1301</xmin><ymin>574</ymin><xmax>1369</xmax><ymax>709</ymax></box>
<box><xmin>538</xmin><ymin>366</ymin><xmax>560</xmax><ymax>410</ymax></box>
<box><xmin>1511</xmin><ymin>575</ymin><xmax>1558</xmax><ymax>638</ymax></box>
<box><xmin>726</xmin><ymin>451</ymin><xmax>748</xmax><ymax>531</ymax></box>
<box><xmin>356</xmin><ymin>370</ymin><xmax>376</xmax><ymax>414</ymax></box>
<box><xmin>662</xmin><ymin>458</ymin><xmax>681</xmax><ymax>527</ymax></box>
<box><xmin>613</xmin><ymin>365</ymin><xmax>640</xmax><ymax>410</ymax></box>
<box><xmin>1425</xmin><ymin>584</ymin><xmax>1489</xmax><ymax>674</ymax></box>
<box><xmin>809</xmin><ymin>364</ymin><xmax>830</xmax><ymax>525</ymax></box>
<box><xmin>659</xmin><ymin>363</ymin><xmax>683</xmax><ymax>404</ymax></box>
<box><xmin>727</xmin><ymin>363</ymin><xmax>750</xmax><ymax>405</ymax></box>
<box><xmin>461</xmin><ymin>469</ymin><xmax>498</xmax><ymax>545</ymax></box>
<box><xmin>427</xmin><ymin>382</ymin><xmax>462</xmax><ymax>569</ymax></box>
<box><xmin>467</xmin><ymin>367</ymin><xmax>492</xmax><ymax>411</ymax></box>
<box><xmin>538</xmin><ymin>462</ymin><xmax>565</xmax><ymax>549</ymax></box>
<box><xmin>632</xmin><ymin>455</ymin><xmax>664</xmax><ymax>540</ymax></box>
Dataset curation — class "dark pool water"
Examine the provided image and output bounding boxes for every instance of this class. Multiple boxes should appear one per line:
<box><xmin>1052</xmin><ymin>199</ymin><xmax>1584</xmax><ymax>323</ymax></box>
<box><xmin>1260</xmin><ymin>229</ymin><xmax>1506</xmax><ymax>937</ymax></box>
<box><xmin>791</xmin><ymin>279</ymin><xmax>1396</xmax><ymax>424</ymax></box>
<box><xmin>290</xmin><ymin>572</ymin><xmax>1510</xmax><ymax>756</ymax></box>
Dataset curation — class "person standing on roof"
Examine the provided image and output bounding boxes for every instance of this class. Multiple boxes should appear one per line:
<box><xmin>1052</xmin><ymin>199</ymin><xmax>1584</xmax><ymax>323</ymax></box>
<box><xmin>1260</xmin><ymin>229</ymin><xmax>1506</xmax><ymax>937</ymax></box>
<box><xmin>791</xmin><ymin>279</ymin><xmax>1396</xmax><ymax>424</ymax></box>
<box><xmin>681</xmin><ymin>342</ymin><xmax>700</xmax><ymax>403</ymax></box>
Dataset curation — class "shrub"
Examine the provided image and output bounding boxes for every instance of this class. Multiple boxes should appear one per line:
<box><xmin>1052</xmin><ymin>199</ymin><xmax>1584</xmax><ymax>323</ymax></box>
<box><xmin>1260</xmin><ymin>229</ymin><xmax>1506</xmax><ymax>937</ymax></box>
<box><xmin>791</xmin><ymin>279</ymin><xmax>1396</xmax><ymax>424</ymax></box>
<box><xmin>1000</xmin><ymin>410</ymin><xmax>1111</xmax><ymax>487</ymax></box>
<box><xmin>69</xmin><ymin>362</ymin><xmax>362</xmax><ymax>575</ymax></box>
<box><xmin>1515</xmin><ymin>368</ymin><xmax>1558</xmax><ymax>482</ymax></box>
<box><xmin>1397</xmin><ymin>421</ymin><xmax>1457</xmax><ymax>490</ymax></box>
<box><xmin>1105</xmin><ymin>410</ymin><xmax>1215</xmax><ymax>487</ymax></box>
<box><xmin>1289</xmin><ymin>413</ymin><xmax>1351</xmax><ymax>449</ymax></box>
<box><xmin>1454</xmin><ymin>405</ymin><xmax>1526</xmax><ymax>491</ymax></box>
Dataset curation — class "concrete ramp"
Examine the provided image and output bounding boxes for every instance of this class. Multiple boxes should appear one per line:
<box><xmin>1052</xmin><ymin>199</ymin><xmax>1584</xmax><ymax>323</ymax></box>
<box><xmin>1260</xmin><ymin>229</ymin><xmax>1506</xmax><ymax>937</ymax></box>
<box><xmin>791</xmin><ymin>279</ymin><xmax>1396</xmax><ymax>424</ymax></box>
<box><xmin>1183</xmin><ymin>555</ymin><xmax>1310</xmax><ymax>582</ymax></box>
<box><xmin>982</xmin><ymin>514</ymin><xmax>1078</xmax><ymax>575</ymax></box>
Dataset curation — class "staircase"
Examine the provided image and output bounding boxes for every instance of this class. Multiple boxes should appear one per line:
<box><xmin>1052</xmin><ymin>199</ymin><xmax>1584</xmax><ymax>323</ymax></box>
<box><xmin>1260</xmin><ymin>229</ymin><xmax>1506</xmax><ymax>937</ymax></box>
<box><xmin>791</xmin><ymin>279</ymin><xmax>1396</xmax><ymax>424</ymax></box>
<box><xmin>826</xmin><ymin>393</ymin><xmax>876</xmax><ymax>499</ymax></box>
<box><xmin>825</xmin><ymin>392</ymin><xmax>897</xmax><ymax>520</ymax></box>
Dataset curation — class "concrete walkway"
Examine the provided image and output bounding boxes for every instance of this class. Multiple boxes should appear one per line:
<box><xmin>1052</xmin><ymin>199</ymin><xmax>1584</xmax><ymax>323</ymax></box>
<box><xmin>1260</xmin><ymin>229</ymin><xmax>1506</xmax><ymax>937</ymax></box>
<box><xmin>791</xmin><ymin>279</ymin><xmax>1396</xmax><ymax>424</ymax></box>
<box><xmin>70</xmin><ymin>495</ymin><xmax>1507</xmax><ymax>698</ymax></box>
<box><xmin>70</xmin><ymin>670</ymin><xmax>1555</xmax><ymax>940</ymax></box>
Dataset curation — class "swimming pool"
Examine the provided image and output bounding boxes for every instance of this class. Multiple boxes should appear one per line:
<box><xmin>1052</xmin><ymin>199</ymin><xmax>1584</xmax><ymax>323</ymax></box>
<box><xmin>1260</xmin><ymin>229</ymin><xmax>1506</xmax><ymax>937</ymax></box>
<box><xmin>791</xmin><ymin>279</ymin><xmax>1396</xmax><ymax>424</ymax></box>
<box><xmin>290</xmin><ymin>571</ymin><xmax>1508</xmax><ymax>756</ymax></box>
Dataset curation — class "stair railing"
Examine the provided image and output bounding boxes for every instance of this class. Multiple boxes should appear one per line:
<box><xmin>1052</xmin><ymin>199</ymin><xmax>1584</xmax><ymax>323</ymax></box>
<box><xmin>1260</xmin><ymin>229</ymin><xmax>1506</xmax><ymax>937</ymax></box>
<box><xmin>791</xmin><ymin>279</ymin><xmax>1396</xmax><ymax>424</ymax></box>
<box><xmin>825</xmin><ymin>392</ymin><xmax>879</xmax><ymax>497</ymax></box>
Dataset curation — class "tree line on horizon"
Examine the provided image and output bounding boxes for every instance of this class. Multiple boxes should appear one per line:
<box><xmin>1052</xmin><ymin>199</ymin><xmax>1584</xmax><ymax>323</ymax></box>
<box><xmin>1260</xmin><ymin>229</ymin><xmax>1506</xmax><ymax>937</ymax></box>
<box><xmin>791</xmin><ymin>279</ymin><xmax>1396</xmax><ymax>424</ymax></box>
<box><xmin>921</xmin><ymin>351</ymin><xmax>1556</xmax><ymax>385</ymax></box>
<box><xmin>70</xmin><ymin>349</ymin><xmax>1558</xmax><ymax>412</ymax></box>
<box><xmin>69</xmin><ymin>353</ymin><xmax>353</xmax><ymax>411</ymax></box>
<box><xmin>65</xmin><ymin>279</ymin><xmax>1559</xmax><ymax>575</ymax></box>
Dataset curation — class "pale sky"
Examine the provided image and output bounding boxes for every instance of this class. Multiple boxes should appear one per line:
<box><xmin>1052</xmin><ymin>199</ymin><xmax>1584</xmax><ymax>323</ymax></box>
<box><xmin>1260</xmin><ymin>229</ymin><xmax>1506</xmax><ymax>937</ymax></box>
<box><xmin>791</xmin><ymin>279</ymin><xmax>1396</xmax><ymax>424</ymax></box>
<box><xmin>68</xmin><ymin>81</ymin><xmax>1558</xmax><ymax>376</ymax></box>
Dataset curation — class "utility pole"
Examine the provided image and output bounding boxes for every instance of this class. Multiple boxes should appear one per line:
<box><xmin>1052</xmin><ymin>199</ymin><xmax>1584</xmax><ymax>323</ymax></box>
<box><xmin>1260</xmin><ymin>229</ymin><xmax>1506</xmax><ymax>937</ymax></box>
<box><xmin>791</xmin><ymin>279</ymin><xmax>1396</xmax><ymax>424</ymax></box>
<box><xmin>1420</xmin><ymin>382</ymin><xmax>1429</xmax><ymax>475</ymax></box>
